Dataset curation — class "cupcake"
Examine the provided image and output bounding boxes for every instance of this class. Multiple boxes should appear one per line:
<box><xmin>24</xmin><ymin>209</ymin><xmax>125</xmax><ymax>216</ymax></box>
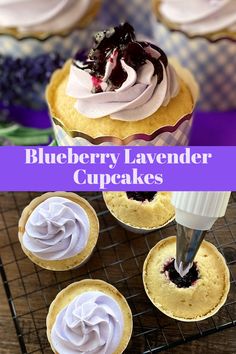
<box><xmin>46</xmin><ymin>22</ymin><xmax>198</xmax><ymax>146</ymax></box>
<box><xmin>103</xmin><ymin>192</ymin><xmax>175</xmax><ymax>233</ymax></box>
<box><xmin>0</xmin><ymin>0</ymin><xmax>101</xmax><ymax>110</ymax></box>
<box><xmin>143</xmin><ymin>236</ymin><xmax>230</xmax><ymax>321</ymax></box>
<box><xmin>18</xmin><ymin>192</ymin><xmax>99</xmax><ymax>271</ymax></box>
<box><xmin>47</xmin><ymin>279</ymin><xmax>133</xmax><ymax>354</ymax></box>
<box><xmin>152</xmin><ymin>0</ymin><xmax>236</xmax><ymax>111</ymax></box>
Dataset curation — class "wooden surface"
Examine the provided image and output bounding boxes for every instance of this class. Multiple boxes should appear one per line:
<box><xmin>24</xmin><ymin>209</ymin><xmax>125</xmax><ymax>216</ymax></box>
<box><xmin>0</xmin><ymin>192</ymin><xmax>236</xmax><ymax>353</ymax></box>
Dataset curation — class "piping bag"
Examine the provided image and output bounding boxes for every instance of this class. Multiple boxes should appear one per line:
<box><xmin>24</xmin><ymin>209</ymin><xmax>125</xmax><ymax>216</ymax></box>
<box><xmin>172</xmin><ymin>192</ymin><xmax>231</xmax><ymax>277</ymax></box>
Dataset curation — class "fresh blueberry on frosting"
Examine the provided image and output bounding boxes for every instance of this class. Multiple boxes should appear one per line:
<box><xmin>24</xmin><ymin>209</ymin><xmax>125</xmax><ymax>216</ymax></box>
<box><xmin>51</xmin><ymin>291</ymin><xmax>123</xmax><ymax>354</ymax></box>
<box><xmin>23</xmin><ymin>197</ymin><xmax>90</xmax><ymax>260</ymax></box>
<box><xmin>67</xmin><ymin>22</ymin><xmax>180</xmax><ymax>121</ymax></box>
<box><xmin>162</xmin><ymin>258</ymin><xmax>199</xmax><ymax>288</ymax></box>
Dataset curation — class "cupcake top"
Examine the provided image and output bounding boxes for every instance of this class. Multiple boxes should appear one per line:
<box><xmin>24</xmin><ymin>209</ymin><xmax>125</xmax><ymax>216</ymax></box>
<box><xmin>47</xmin><ymin>280</ymin><xmax>133</xmax><ymax>354</ymax></box>
<box><xmin>47</xmin><ymin>23</ymin><xmax>197</xmax><ymax>142</ymax></box>
<box><xmin>158</xmin><ymin>0</ymin><xmax>236</xmax><ymax>36</ymax></box>
<box><xmin>22</xmin><ymin>196</ymin><xmax>90</xmax><ymax>260</ymax></box>
<box><xmin>51</xmin><ymin>291</ymin><xmax>123</xmax><ymax>354</ymax></box>
<box><xmin>0</xmin><ymin>0</ymin><xmax>92</xmax><ymax>34</ymax></box>
<box><xmin>143</xmin><ymin>236</ymin><xmax>230</xmax><ymax>321</ymax></box>
<box><xmin>67</xmin><ymin>22</ymin><xmax>180</xmax><ymax>121</ymax></box>
<box><xmin>103</xmin><ymin>192</ymin><xmax>175</xmax><ymax>229</ymax></box>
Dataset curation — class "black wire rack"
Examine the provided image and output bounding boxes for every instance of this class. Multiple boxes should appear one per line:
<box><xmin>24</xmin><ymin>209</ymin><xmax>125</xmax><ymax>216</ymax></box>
<box><xmin>0</xmin><ymin>192</ymin><xmax>236</xmax><ymax>354</ymax></box>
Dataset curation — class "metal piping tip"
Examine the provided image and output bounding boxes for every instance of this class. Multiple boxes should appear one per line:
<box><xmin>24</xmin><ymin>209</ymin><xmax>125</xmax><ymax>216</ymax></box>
<box><xmin>175</xmin><ymin>224</ymin><xmax>206</xmax><ymax>277</ymax></box>
<box><xmin>174</xmin><ymin>259</ymin><xmax>193</xmax><ymax>278</ymax></box>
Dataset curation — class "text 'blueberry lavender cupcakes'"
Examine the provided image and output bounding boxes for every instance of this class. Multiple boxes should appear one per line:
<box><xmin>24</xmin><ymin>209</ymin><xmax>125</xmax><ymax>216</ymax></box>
<box><xmin>18</xmin><ymin>192</ymin><xmax>99</xmax><ymax>271</ymax></box>
<box><xmin>46</xmin><ymin>22</ymin><xmax>198</xmax><ymax>146</ymax></box>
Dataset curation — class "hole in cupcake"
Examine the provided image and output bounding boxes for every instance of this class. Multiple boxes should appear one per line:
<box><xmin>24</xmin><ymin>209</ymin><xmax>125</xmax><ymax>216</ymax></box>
<box><xmin>126</xmin><ymin>192</ymin><xmax>157</xmax><ymax>202</ymax></box>
<box><xmin>162</xmin><ymin>259</ymin><xmax>199</xmax><ymax>288</ymax></box>
<box><xmin>203</xmin><ymin>254</ymin><xmax>208</xmax><ymax>257</ymax></box>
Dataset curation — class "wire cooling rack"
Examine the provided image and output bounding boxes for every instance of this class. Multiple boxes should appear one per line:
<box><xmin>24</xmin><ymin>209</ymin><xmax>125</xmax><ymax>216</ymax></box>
<box><xmin>0</xmin><ymin>192</ymin><xmax>236</xmax><ymax>354</ymax></box>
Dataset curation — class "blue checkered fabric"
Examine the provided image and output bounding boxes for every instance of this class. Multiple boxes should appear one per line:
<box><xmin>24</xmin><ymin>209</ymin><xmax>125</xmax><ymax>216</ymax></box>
<box><xmin>53</xmin><ymin>118</ymin><xmax>193</xmax><ymax>146</ymax></box>
<box><xmin>100</xmin><ymin>0</ymin><xmax>153</xmax><ymax>38</ymax></box>
<box><xmin>152</xmin><ymin>21</ymin><xmax>236</xmax><ymax>111</ymax></box>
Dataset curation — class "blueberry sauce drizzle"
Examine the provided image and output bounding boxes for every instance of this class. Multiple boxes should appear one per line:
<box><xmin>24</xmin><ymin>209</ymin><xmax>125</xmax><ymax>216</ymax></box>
<box><xmin>162</xmin><ymin>259</ymin><xmax>199</xmax><ymax>288</ymax></box>
<box><xmin>126</xmin><ymin>192</ymin><xmax>157</xmax><ymax>202</ymax></box>
<box><xmin>73</xmin><ymin>22</ymin><xmax>168</xmax><ymax>92</ymax></box>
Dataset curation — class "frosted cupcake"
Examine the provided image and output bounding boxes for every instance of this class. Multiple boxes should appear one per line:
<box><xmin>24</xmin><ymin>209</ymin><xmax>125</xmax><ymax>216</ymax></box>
<box><xmin>0</xmin><ymin>0</ymin><xmax>101</xmax><ymax>109</ymax></box>
<box><xmin>18</xmin><ymin>192</ymin><xmax>99</xmax><ymax>271</ymax></box>
<box><xmin>152</xmin><ymin>0</ymin><xmax>236</xmax><ymax>111</ymax></box>
<box><xmin>103</xmin><ymin>192</ymin><xmax>175</xmax><ymax>233</ymax></box>
<box><xmin>47</xmin><ymin>22</ymin><xmax>198</xmax><ymax>146</ymax></box>
<box><xmin>143</xmin><ymin>236</ymin><xmax>230</xmax><ymax>321</ymax></box>
<box><xmin>47</xmin><ymin>279</ymin><xmax>133</xmax><ymax>354</ymax></box>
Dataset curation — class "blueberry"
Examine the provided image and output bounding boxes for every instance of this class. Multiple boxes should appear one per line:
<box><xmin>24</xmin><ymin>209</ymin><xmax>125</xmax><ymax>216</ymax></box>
<box><xmin>76</xmin><ymin>22</ymin><xmax>167</xmax><ymax>92</ymax></box>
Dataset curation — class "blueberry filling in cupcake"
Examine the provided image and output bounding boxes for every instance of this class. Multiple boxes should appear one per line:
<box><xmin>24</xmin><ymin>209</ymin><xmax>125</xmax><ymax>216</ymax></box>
<box><xmin>73</xmin><ymin>22</ymin><xmax>168</xmax><ymax>93</ymax></box>
<box><xmin>162</xmin><ymin>259</ymin><xmax>199</xmax><ymax>288</ymax></box>
<box><xmin>126</xmin><ymin>192</ymin><xmax>157</xmax><ymax>202</ymax></box>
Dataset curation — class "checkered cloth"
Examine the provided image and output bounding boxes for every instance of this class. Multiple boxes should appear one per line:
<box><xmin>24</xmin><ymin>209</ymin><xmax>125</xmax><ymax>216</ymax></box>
<box><xmin>152</xmin><ymin>21</ymin><xmax>236</xmax><ymax>111</ymax></box>
<box><xmin>53</xmin><ymin>118</ymin><xmax>193</xmax><ymax>146</ymax></box>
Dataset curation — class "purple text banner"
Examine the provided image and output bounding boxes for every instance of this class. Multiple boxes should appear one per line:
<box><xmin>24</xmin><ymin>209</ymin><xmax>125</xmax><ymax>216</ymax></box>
<box><xmin>0</xmin><ymin>146</ymin><xmax>235</xmax><ymax>191</ymax></box>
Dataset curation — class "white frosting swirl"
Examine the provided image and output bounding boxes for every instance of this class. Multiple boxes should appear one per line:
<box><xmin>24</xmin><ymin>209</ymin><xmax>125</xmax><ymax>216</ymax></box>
<box><xmin>51</xmin><ymin>291</ymin><xmax>123</xmax><ymax>354</ymax></box>
<box><xmin>23</xmin><ymin>197</ymin><xmax>90</xmax><ymax>260</ymax></box>
<box><xmin>67</xmin><ymin>44</ymin><xmax>179</xmax><ymax>121</ymax></box>
<box><xmin>160</xmin><ymin>0</ymin><xmax>236</xmax><ymax>35</ymax></box>
<box><xmin>0</xmin><ymin>0</ymin><xmax>91</xmax><ymax>33</ymax></box>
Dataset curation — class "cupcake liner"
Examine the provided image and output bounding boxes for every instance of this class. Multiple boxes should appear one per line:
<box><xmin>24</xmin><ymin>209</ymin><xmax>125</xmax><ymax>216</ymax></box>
<box><xmin>50</xmin><ymin>58</ymin><xmax>198</xmax><ymax>146</ymax></box>
<box><xmin>52</xmin><ymin>116</ymin><xmax>193</xmax><ymax>146</ymax></box>
<box><xmin>18</xmin><ymin>192</ymin><xmax>99</xmax><ymax>271</ymax></box>
<box><xmin>0</xmin><ymin>20</ymin><xmax>101</xmax><ymax>58</ymax></box>
<box><xmin>107</xmin><ymin>209</ymin><xmax>175</xmax><ymax>234</ymax></box>
<box><xmin>47</xmin><ymin>279</ymin><xmax>133</xmax><ymax>354</ymax></box>
<box><xmin>143</xmin><ymin>236</ymin><xmax>230</xmax><ymax>322</ymax></box>
<box><xmin>152</xmin><ymin>20</ymin><xmax>236</xmax><ymax>111</ymax></box>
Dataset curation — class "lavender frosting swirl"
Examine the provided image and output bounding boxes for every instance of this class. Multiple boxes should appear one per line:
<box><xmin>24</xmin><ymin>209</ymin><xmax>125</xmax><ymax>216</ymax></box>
<box><xmin>23</xmin><ymin>197</ymin><xmax>90</xmax><ymax>260</ymax></box>
<box><xmin>160</xmin><ymin>0</ymin><xmax>236</xmax><ymax>35</ymax></box>
<box><xmin>0</xmin><ymin>0</ymin><xmax>91</xmax><ymax>33</ymax></box>
<box><xmin>67</xmin><ymin>23</ymin><xmax>179</xmax><ymax>121</ymax></box>
<box><xmin>51</xmin><ymin>291</ymin><xmax>123</xmax><ymax>354</ymax></box>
